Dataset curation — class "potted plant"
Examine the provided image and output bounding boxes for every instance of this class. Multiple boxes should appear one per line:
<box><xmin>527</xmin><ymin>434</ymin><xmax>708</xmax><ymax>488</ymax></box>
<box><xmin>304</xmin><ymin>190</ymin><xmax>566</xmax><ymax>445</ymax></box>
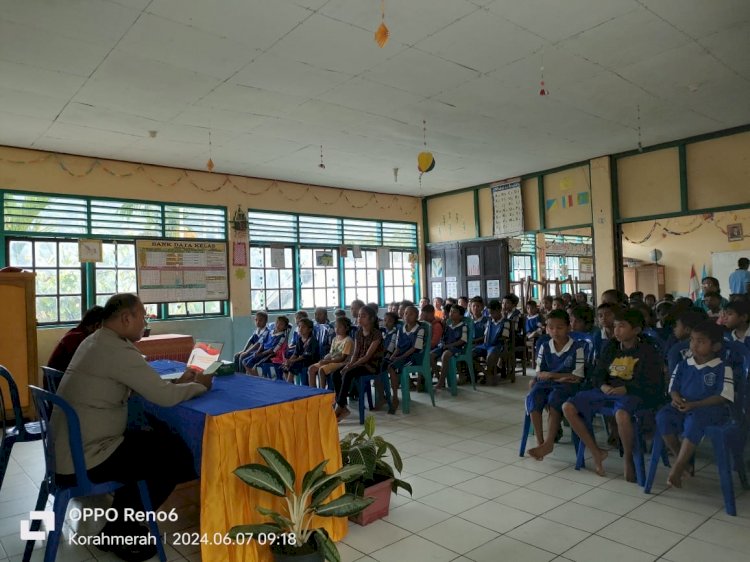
<box><xmin>340</xmin><ymin>416</ymin><xmax>412</xmax><ymax>526</ymax></box>
<box><xmin>229</xmin><ymin>446</ymin><xmax>373</xmax><ymax>562</ymax></box>
<box><xmin>142</xmin><ymin>314</ymin><xmax>156</xmax><ymax>337</ymax></box>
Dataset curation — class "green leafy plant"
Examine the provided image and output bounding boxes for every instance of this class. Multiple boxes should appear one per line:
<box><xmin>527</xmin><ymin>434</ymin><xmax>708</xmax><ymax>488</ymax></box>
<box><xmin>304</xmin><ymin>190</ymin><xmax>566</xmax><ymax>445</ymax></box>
<box><xmin>340</xmin><ymin>416</ymin><xmax>412</xmax><ymax>497</ymax></box>
<box><xmin>229</xmin><ymin>447</ymin><xmax>373</xmax><ymax>562</ymax></box>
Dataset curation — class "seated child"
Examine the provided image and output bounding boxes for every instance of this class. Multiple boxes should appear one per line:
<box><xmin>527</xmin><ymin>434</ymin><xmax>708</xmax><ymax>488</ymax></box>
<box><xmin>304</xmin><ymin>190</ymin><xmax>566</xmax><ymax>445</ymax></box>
<box><xmin>667</xmin><ymin>309</ymin><xmax>709</xmax><ymax>374</ymax></box>
<box><xmin>469</xmin><ymin>297</ymin><xmax>488</xmax><ymax>344</ymax></box>
<box><xmin>526</xmin><ymin>310</ymin><xmax>587</xmax><ymax>461</ymax></box>
<box><xmin>540</xmin><ymin>295</ymin><xmax>554</xmax><ymax>320</ymax></box>
<box><xmin>525</xmin><ymin>300</ymin><xmax>543</xmax><ymax>340</ymax></box>
<box><xmin>723</xmin><ymin>300</ymin><xmax>750</xmax><ymax>348</ymax></box>
<box><xmin>387</xmin><ymin>306</ymin><xmax>426</xmax><ymax>413</ymax></box>
<box><xmin>285</xmin><ymin>310</ymin><xmax>309</xmax><ymax>358</ymax></box>
<box><xmin>702</xmin><ymin>291</ymin><xmax>723</xmax><ymax>320</ymax></box>
<box><xmin>420</xmin><ymin>304</ymin><xmax>444</xmax><ymax>351</ymax></box>
<box><xmin>243</xmin><ymin>316</ymin><xmax>290</xmax><ymax>374</ymax></box>
<box><xmin>591</xmin><ymin>303</ymin><xmax>618</xmax><ymax>364</ymax></box>
<box><xmin>499</xmin><ymin>294</ymin><xmax>522</xmax><ymax>381</ymax></box>
<box><xmin>313</xmin><ymin>307</ymin><xmax>335</xmax><ymax>356</ymax></box>
<box><xmin>308</xmin><ymin>317</ymin><xmax>353</xmax><ymax>388</ymax></box>
<box><xmin>280</xmin><ymin>318</ymin><xmax>319</xmax><ymax>383</ymax></box>
<box><xmin>552</xmin><ymin>297</ymin><xmax>565</xmax><ymax>311</ymax></box>
<box><xmin>473</xmin><ymin>300</ymin><xmax>507</xmax><ymax>386</ymax></box>
<box><xmin>562</xmin><ymin>309</ymin><xmax>664</xmax><ymax>481</ymax></box>
<box><xmin>432</xmin><ymin>305</ymin><xmax>468</xmax><ymax>389</ymax></box>
<box><xmin>569</xmin><ymin>305</ymin><xmax>594</xmax><ymax>339</ymax></box>
<box><xmin>656</xmin><ymin>321</ymin><xmax>734</xmax><ymax>488</ymax></box>
<box><xmin>234</xmin><ymin>311</ymin><xmax>270</xmax><ymax>371</ymax></box>
<box><xmin>382</xmin><ymin>312</ymin><xmax>400</xmax><ymax>359</ymax></box>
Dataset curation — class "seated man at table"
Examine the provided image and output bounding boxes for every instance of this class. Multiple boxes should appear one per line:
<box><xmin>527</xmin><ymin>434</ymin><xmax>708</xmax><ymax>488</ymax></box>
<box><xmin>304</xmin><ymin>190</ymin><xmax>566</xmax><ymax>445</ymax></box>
<box><xmin>47</xmin><ymin>305</ymin><xmax>105</xmax><ymax>374</ymax></box>
<box><xmin>51</xmin><ymin>293</ymin><xmax>212</xmax><ymax>561</ymax></box>
<box><xmin>233</xmin><ymin>311</ymin><xmax>270</xmax><ymax>371</ymax></box>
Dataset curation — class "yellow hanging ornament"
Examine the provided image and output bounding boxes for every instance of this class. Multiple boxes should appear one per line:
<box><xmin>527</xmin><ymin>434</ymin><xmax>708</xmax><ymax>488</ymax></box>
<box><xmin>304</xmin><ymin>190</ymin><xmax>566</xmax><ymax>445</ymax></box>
<box><xmin>417</xmin><ymin>152</ymin><xmax>435</xmax><ymax>173</ymax></box>
<box><xmin>374</xmin><ymin>0</ymin><xmax>389</xmax><ymax>47</ymax></box>
<box><xmin>206</xmin><ymin>158</ymin><xmax>215</xmax><ymax>173</ymax></box>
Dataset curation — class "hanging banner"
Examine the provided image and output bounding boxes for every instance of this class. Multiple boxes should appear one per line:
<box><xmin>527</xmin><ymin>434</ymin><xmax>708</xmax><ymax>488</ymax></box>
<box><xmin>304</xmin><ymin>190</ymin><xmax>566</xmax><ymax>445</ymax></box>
<box><xmin>491</xmin><ymin>179</ymin><xmax>523</xmax><ymax>238</ymax></box>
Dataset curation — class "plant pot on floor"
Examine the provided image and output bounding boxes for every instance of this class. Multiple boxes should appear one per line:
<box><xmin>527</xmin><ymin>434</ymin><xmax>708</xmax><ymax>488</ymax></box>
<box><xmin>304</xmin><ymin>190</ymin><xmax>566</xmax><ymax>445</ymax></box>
<box><xmin>350</xmin><ymin>478</ymin><xmax>394</xmax><ymax>526</ymax></box>
<box><xmin>271</xmin><ymin>538</ymin><xmax>324</xmax><ymax>562</ymax></box>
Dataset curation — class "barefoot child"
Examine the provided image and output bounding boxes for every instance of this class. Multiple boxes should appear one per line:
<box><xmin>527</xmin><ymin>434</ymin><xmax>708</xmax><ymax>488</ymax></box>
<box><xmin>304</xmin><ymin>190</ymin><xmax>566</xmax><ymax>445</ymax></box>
<box><xmin>655</xmin><ymin>321</ymin><xmax>733</xmax><ymax>488</ymax></box>
<box><xmin>387</xmin><ymin>306</ymin><xmax>425</xmax><ymax>413</ymax></box>
<box><xmin>526</xmin><ymin>310</ymin><xmax>587</xmax><ymax>460</ymax></box>
<box><xmin>562</xmin><ymin>309</ymin><xmax>664</xmax><ymax>480</ymax></box>
<box><xmin>431</xmin><ymin>305</ymin><xmax>468</xmax><ymax>389</ymax></box>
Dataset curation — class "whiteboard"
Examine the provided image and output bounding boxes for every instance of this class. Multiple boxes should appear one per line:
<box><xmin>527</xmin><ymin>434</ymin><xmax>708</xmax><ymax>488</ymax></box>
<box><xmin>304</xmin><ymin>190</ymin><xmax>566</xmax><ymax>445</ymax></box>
<box><xmin>136</xmin><ymin>240</ymin><xmax>229</xmax><ymax>303</ymax></box>
<box><xmin>712</xmin><ymin>250</ymin><xmax>750</xmax><ymax>294</ymax></box>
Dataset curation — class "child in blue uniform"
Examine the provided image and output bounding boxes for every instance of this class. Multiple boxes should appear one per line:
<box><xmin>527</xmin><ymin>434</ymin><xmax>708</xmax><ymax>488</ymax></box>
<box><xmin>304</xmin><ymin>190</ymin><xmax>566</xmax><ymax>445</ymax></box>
<box><xmin>666</xmin><ymin>309</ymin><xmax>709</xmax><ymax>374</ymax></box>
<box><xmin>234</xmin><ymin>311</ymin><xmax>270</xmax><ymax>371</ymax></box>
<box><xmin>469</xmin><ymin>297</ymin><xmax>488</xmax><ymax>344</ymax></box>
<box><xmin>382</xmin><ymin>312</ymin><xmax>400</xmax><ymax>360</ymax></box>
<box><xmin>281</xmin><ymin>318</ymin><xmax>320</xmax><ymax>384</ymax></box>
<box><xmin>591</xmin><ymin>303</ymin><xmax>617</xmax><ymax>364</ymax></box>
<box><xmin>526</xmin><ymin>310</ymin><xmax>587</xmax><ymax>461</ymax></box>
<box><xmin>387</xmin><ymin>306</ymin><xmax>426</xmax><ymax>413</ymax></box>
<box><xmin>723</xmin><ymin>300</ymin><xmax>750</xmax><ymax>349</ymax></box>
<box><xmin>243</xmin><ymin>316</ymin><xmax>290</xmax><ymax>374</ymax></box>
<box><xmin>563</xmin><ymin>309</ymin><xmax>664</xmax><ymax>481</ymax></box>
<box><xmin>432</xmin><ymin>305</ymin><xmax>468</xmax><ymax>389</ymax></box>
<box><xmin>473</xmin><ymin>300</ymin><xmax>507</xmax><ymax>386</ymax></box>
<box><xmin>656</xmin><ymin>321</ymin><xmax>734</xmax><ymax>488</ymax></box>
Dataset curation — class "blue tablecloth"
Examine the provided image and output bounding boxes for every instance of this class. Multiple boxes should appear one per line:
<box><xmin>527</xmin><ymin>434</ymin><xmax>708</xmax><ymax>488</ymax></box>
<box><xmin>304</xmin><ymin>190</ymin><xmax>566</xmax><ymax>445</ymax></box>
<box><xmin>131</xmin><ymin>371</ymin><xmax>331</xmax><ymax>475</ymax></box>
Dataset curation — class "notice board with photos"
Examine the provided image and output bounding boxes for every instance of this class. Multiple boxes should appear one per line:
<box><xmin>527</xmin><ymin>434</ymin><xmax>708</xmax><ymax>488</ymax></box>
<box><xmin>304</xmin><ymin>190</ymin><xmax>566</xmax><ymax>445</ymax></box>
<box><xmin>136</xmin><ymin>240</ymin><xmax>229</xmax><ymax>303</ymax></box>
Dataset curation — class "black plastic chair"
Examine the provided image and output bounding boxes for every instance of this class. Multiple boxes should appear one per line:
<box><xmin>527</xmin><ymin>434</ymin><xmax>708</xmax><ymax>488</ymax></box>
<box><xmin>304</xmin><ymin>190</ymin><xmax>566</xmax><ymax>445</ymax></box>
<box><xmin>23</xmin><ymin>385</ymin><xmax>167</xmax><ymax>562</ymax></box>
<box><xmin>41</xmin><ymin>366</ymin><xmax>65</xmax><ymax>394</ymax></box>
<box><xmin>0</xmin><ymin>365</ymin><xmax>42</xmax><ymax>490</ymax></box>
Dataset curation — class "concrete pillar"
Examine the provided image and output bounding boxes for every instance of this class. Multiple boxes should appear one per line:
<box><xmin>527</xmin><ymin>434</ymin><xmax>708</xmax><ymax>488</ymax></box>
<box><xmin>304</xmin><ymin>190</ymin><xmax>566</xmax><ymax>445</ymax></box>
<box><xmin>590</xmin><ymin>156</ymin><xmax>617</xmax><ymax>297</ymax></box>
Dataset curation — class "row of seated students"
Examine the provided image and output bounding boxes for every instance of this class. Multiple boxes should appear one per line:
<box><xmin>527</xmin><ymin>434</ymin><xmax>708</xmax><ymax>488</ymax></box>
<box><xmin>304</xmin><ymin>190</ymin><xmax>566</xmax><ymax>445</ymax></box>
<box><xmin>525</xmin><ymin>292</ymin><xmax>750</xmax><ymax>488</ymax></box>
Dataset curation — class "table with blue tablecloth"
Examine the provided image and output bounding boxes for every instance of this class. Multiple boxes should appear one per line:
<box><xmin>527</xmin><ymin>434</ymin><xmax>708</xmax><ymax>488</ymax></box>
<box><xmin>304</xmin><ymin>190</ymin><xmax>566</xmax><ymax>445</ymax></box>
<box><xmin>132</xmin><ymin>367</ymin><xmax>346</xmax><ymax>562</ymax></box>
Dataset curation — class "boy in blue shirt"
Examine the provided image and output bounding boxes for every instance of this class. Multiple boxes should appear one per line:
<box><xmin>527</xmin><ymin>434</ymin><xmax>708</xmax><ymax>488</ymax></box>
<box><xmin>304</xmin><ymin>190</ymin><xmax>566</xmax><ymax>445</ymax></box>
<box><xmin>666</xmin><ymin>309</ymin><xmax>709</xmax><ymax>374</ymax></box>
<box><xmin>526</xmin><ymin>310</ymin><xmax>587</xmax><ymax>461</ymax></box>
<box><xmin>468</xmin><ymin>297</ymin><xmax>488</xmax><ymax>344</ymax></box>
<box><xmin>723</xmin><ymin>300</ymin><xmax>750</xmax><ymax>349</ymax></box>
<box><xmin>473</xmin><ymin>300</ymin><xmax>507</xmax><ymax>386</ymax></box>
<box><xmin>591</xmin><ymin>303</ymin><xmax>617</xmax><ymax>365</ymax></box>
<box><xmin>656</xmin><ymin>321</ymin><xmax>734</xmax><ymax>488</ymax></box>
<box><xmin>281</xmin><ymin>318</ymin><xmax>320</xmax><ymax>383</ymax></box>
<box><xmin>243</xmin><ymin>316</ymin><xmax>290</xmax><ymax>374</ymax></box>
<box><xmin>234</xmin><ymin>311</ymin><xmax>270</xmax><ymax>371</ymax></box>
<box><xmin>387</xmin><ymin>306</ymin><xmax>426</xmax><ymax>414</ymax></box>
<box><xmin>432</xmin><ymin>305</ymin><xmax>468</xmax><ymax>389</ymax></box>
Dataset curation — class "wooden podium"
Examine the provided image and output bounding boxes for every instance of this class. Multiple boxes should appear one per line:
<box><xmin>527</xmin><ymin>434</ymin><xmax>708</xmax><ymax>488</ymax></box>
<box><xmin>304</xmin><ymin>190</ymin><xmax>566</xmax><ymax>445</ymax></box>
<box><xmin>0</xmin><ymin>271</ymin><xmax>38</xmax><ymax>413</ymax></box>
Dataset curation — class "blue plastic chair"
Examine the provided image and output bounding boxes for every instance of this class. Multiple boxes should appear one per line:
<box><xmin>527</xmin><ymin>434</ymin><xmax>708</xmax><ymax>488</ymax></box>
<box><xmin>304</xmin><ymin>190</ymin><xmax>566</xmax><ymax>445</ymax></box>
<box><xmin>444</xmin><ymin>318</ymin><xmax>476</xmax><ymax>395</ymax></box>
<box><xmin>0</xmin><ymin>365</ymin><xmax>42</xmax><ymax>491</ymax></box>
<box><xmin>644</xmin><ymin>353</ymin><xmax>750</xmax><ymax>515</ymax></box>
<box><xmin>41</xmin><ymin>366</ymin><xmax>65</xmax><ymax>394</ymax></box>
<box><xmin>349</xmin><ymin>361</ymin><xmax>393</xmax><ymax>424</ymax></box>
<box><xmin>23</xmin><ymin>386</ymin><xmax>167</xmax><ymax>562</ymax></box>
<box><xmin>400</xmin><ymin>322</ymin><xmax>435</xmax><ymax>413</ymax></box>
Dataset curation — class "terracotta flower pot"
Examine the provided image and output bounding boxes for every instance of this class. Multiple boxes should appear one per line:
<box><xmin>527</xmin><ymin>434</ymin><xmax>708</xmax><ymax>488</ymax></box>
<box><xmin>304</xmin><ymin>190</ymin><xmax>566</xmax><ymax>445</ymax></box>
<box><xmin>350</xmin><ymin>478</ymin><xmax>393</xmax><ymax>526</ymax></box>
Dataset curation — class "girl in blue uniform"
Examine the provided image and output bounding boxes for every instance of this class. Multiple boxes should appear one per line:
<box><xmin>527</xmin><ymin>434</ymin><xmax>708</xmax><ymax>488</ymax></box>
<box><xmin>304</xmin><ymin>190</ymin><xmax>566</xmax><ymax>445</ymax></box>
<box><xmin>432</xmin><ymin>305</ymin><xmax>468</xmax><ymax>389</ymax></box>
<box><xmin>387</xmin><ymin>306</ymin><xmax>425</xmax><ymax>413</ymax></box>
<box><xmin>243</xmin><ymin>316</ymin><xmax>291</xmax><ymax>374</ymax></box>
<box><xmin>656</xmin><ymin>321</ymin><xmax>734</xmax><ymax>488</ymax></box>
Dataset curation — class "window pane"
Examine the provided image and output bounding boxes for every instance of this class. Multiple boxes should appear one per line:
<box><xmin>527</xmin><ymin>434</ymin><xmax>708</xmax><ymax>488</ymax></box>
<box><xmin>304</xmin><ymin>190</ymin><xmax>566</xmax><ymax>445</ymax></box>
<box><xmin>313</xmin><ymin>269</ymin><xmax>325</xmax><ymax>286</ymax></box>
<box><xmin>97</xmin><ymin>270</ymin><xmax>117</xmax><ymax>294</ymax></box>
<box><xmin>59</xmin><ymin>243</ymin><xmax>79</xmax><ymax>267</ymax></box>
<box><xmin>9</xmin><ymin>240</ymin><xmax>32</xmax><ymax>267</ymax></box>
<box><xmin>117</xmin><ymin>244</ymin><xmax>135</xmax><ymax>267</ymax></box>
<box><xmin>101</xmin><ymin>243</ymin><xmax>117</xmax><ymax>267</ymax></box>
<box><xmin>280</xmin><ymin>290</ymin><xmax>294</xmax><ymax>310</ymax></box>
<box><xmin>169</xmin><ymin>302</ymin><xmax>187</xmax><ymax>315</ymax></box>
<box><xmin>280</xmin><ymin>269</ymin><xmax>294</xmax><ymax>289</ymax></box>
<box><xmin>251</xmin><ymin>290</ymin><xmax>266</xmax><ymax>311</ymax></box>
<box><xmin>266</xmin><ymin>269</ymin><xmax>279</xmax><ymax>288</ymax></box>
<box><xmin>205</xmin><ymin>301</ymin><xmax>221</xmax><ymax>314</ymax></box>
<box><xmin>59</xmin><ymin>269</ymin><xmax>81</xmax><ymax>295</ymax></box>
<box><xmin>314</xmin><ymin>288</ymin><xmax>326</xmax><ymax>305</ymax></box>
<box><xmin>97</xmin><ymin>294</ymin><xmax>112</xmax><ymax>306</ymax></box>
<box><xmin>36</xmin><ymin>270</ymin><xmax>57</xmax><ymax>295</ymax></box>
<box><xmin>187</xmin><ymin>302</ymin><xmax>204</xmax><ymax>315</ymax></box>
<box><xmin>59</xmin><ymin>296</ymin><xmax>82</xmax><ymax>322</ymax></box>
<box><xmin>35</xmin><ymin>242</ymin><xmax>57</xmax><ymax>267</ymax></box>
<box><xmin>266</xmin><ymin>290</ymin><xmax>280</xmax><ymax>310</ymax></box>
<box><xmin>36</xmin><ymin>297</ymin><xmax>58</xmax><ymax>323</ymax></box>
<box><xmin>301</xmin><ymin>289</ymin><xmax>314</xmax><ymax>309</ymax></box>
<box><xmin>117</xmin><ymin>270</ymin><xmax>137</xmax><ymax>293</ymax></box>
<box><xmin>300</xmin><ymin>269</ymin><xmax>313</xmax><ymax>288</ymax></box>
<box><xmin>145</xmin><ymin>304</ymin><xmax>158</xmax><ymax>316</ymax></box>
<box><xmin>251</xmin><ymin>269</ymin><xmax>265</xmax><ymax>289</ymax></box>
<box><xmin>299</xmin><ymin>249</ymin><xmax>313</xmax><ymax>268</ymax></box>
<box><xmin>384</xmin><ymin>287</ymin><xmax>393</xmax><ymax>303</ymax></box>
<box><xmin>250</xmin><ymin>247</ymin><xmax>264</xmax><ymax>268</ymax></box>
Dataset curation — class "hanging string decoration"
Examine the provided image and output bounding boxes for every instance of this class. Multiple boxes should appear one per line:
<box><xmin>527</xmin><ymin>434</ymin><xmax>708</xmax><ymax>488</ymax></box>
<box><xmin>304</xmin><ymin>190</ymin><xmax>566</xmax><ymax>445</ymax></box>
<box><xmin>375</xmin><ymin>0</ymin><xmax>390</xmax><ymax>48</ymax></box>
<box><xmin>206</xmin><ymin>130</ymin><xmax>215</xmax><ymax>172</ymax></box>
<box><xmin>539</xmin><ymin>52</ymin><xmax>549</xmax><ymax>96</ymax></box>
<box><xmin>319</xmin><ymin>145</ymin><xmax>326</xmax><ymax>170</ymax></box>
<box><xmin>417</xmin><ymin>120</ymin><xmax>435</xmax><ymax>177</ymax></box>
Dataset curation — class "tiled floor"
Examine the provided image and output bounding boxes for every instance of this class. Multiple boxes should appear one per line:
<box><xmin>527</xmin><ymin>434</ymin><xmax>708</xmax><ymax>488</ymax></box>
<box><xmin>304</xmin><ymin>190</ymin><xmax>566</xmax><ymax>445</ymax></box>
<box><xmin>2</xmin><ymin>371</ymin><xmax>749</xmax><ymax>562</ymax></box>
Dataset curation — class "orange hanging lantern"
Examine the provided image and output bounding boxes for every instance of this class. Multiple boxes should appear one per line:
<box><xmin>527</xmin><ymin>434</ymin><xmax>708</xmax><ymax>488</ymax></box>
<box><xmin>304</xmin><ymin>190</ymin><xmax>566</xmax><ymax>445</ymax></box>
<box><xmin>374</xmin><ymin>0</ymin><xmax>389</xmax><ymax>47</ymax></box>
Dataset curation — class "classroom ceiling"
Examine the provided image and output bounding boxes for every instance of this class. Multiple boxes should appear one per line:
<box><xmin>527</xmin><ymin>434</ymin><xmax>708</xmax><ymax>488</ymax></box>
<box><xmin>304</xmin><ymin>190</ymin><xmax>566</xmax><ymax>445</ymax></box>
<box><xmin>1</xmin><ymin>0</ymin><xmax>749</xmax><ymax>196</ymax></box>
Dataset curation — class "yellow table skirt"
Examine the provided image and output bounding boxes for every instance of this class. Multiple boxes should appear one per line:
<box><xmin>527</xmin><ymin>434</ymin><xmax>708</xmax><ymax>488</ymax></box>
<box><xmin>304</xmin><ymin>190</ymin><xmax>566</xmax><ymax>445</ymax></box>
<box><xmin>199</xmin><ymin>393</ymin><xmax>347</xmax><ymax>561</ymax></box>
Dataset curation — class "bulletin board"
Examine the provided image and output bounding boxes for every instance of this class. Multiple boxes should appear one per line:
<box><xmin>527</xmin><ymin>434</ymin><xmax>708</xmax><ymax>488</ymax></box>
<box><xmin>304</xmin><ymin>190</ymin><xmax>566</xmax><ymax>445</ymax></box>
<box><xmin>136</xmin><ymin>240</ymin><xmax>229</xmax><ymax>303</ymax></box>
<box><xmin>491</xmin><ymin>179</ymin><xmax>524</xmax><ymax>237</ymax></box>
<box><xmin>544</xmin><ymin>166</ymin><xmax>592</xmax><ymax>229</ymax></box>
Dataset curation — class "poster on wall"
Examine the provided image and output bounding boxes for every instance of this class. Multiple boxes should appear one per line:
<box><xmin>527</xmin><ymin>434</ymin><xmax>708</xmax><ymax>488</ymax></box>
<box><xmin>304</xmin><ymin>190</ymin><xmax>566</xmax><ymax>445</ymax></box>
<box><xmin>486</xmin><ymin>279</ymin><xmax>500</xmax><ymax>299</ymax></box>
<box><xmin>467</xmin><ymin>280</ymin><xmax>481</xmax><ymax>298</ymax></box>
<box><xmin>491</xmin><ymin>179</ymin><xmax>523</xmax><ymax>238</ymax></box>
<box><xmin>579</xmin><ymin>257</ymin><xmax>593</xmax><ymax>281</ymax></box>
<box><xmin>136</xmin><ymin>240</ymin><xmax>229</xmax><ymax>303</ymax></box>
<box><xmin>446</xmin><ymin>279</ymin><xmax>458</xmax><ymax>299</ymax></box>
<box><xmin>467</xmin><ymin>254</ymin><xmax>480</xmax><ymax>276</ymax></box>
<box><xmin>431</xmin><ymin>282</ymin><xmax>443</xmax><ymax>299</ymax></box>
<box><xmin>431</xmin><ymin>257</ymin><xmax>444</xmax><ymax>277</ymax></box>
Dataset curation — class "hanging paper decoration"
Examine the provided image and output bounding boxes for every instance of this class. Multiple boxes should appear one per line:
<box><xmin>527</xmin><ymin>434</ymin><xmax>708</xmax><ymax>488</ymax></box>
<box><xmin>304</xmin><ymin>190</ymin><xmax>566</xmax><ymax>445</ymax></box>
<box><xmin>375</xmin><ymin>0</ymin><xmax>389</xmax><ymax>47</ymax></box>
<box><xmin>206</xmin><ymin>130</ymin><xmax>215</xmax><ymax>172</ymax></box>
<box><xmin>539</xmin><ymin>52</ymin><xmax>549</xmax><ymax>96</ymax></box>
<box><xmin>206</xmin><ymin>158</ymin><xmax>215</xmax><ymax>172</ymax></box>
<box><xmin>417</xmin><ymin>120</ymin><xmax>436</xmax><ymax>177</ymax></box>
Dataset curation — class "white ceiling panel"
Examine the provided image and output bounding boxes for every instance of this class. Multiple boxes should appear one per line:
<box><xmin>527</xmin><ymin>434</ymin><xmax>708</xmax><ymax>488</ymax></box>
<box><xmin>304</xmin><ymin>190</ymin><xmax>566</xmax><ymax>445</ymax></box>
<box><xmin>640</xmin><ymin>0</ymin><xmax>750</xmax><ymax>39</ymax></box>
<box><xmin>415</xmin><ymin>9</ymin><xmax>541</xmax><ymax>73</ymax></box>
<box><xmin>0</xmin><ymin>0</ymin><xmax>747</xmax><ymax>196</ymax></box>
<box><xmin>363</xmin><ymin>48</ymin><xmax>481</xmax><ymax>98</ymax></box>
<box><xmin>146</xmin><ymin>0</ymin><xmax>312</xmax><ymax>51</ymax></box>
<box><xmin>233</xmin><ymin>52</ymin><xmax>353</xmax><ymax>97</ymax></box>
<box><xmin>490</xmin><ymin>0</ymin><xmax>640</xmax><ymax>43</ymax></box>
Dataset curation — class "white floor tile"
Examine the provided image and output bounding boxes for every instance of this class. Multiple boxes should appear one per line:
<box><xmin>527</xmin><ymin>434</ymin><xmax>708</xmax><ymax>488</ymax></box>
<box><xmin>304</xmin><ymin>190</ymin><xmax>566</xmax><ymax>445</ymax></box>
<box><xmin>383</xmin><ymin>501</ymin><xmax>452</xmax><ymax>533</ymax></box>
<box><xmin>400</xmin><ymin>456</ymin><xmax>444</xmax><ymax>475</ymax></box>
<box><xmin>486</xmin><ymin>465</ymin><xmax>548</xmax><ymax>486</ymax></box>
<box><xmin>597</xmin><ymin>477</ymin><xmax>653</xmax><ymax>498</ymax></box>
<box><xmin>542</xmin><ymin>502</ymin><xmax>620</xmax><ymax>533</ymax></box>
<box><xmin>341</xmin><ymin>520</ymin><xmax>411</xmax><ymax>554</ymax></box>
<box><xmin>526</xmin><ymin>476</ymin><xmax>594</xmax><ymax>500</ymax></box>
<box><xmin>336</xmin><ymin>541</ymin><xmax>364</xmax><ymax>562</ymax></box>
<box><xmin>418</xmin><ymin>448</ymin><xmax>468</xmax><ymax>464</ymax></box>
<box><xmin>453</xmin><ymin>476</ymin><xmax>516</xmax><ymax>500</ymax></box>
<box><xmin>627</xmin><ymin>501</ymin><xmax>709</xmax><ymax>535</ymax></box>
<box><xmin>512</xmin><ymin>456</ymin><xmax>571</xmax><ymax>475</ymax></box>
<box><xmin>446</xmin><ymin>440</ymin><xmax>497</xmax><ymax>455</ymax></box>
<box><xmin>651</xmin><ymin>488</ymin><xmax>725</xmax><ymax>517</ymax></box>
<box><xmin>404</xmin><ymin>475</ymin><xmax>446</xmax><ymax>499</ymax></box>
<box><xmin>418</xmin><ymin>517</ymin><xmax>498</xmax><ymax>554</ymax></box>
<box><xmin>571</xmin><ymin>487</ymin><xmax>647</xmax><ymax>515</ymax></box>
<box><xmin>449</xmin><ymin>456</ymin><xmax>506</xmax><ymax>475</ymax></box>
<box><xmin>507</xmin><ymin>518</ymin><xmax>589</xmax><ymax>555</ymax></box>
<box><xmin>562</xmin><ymin>535</ymin><xmax>656</xmax><ymax>562</ymax></box>
<box><xmin>420</xmin><ymin>466</ymin><xmax>472</xmax><ymax>486</ymax></box>
<box><xmin>494</xmin><ymin>488</ymin><xmax>567</xmax><ymax>516</ymax></box>
<box><xmin>418</xmin><ymin>488</ymin><xmax>487</xmax><ymax>515</ymax></box>
<box><xmin>477</xmin><ymin>446</ymin><xmax>526</xmax><ymax>464</ymax></box>
<box><xmin>597</xmin><ymin>516</ymin><xmax>683</xmax><ymax>556</ymax></box>
<box><xmin>465</xmin><ymin>535</ymin><xmax>556</xmax><ymax>562</ymax></box>
<box><xmin>689</xmin><ymin>518</ymin><xmax>750</xmax><ymax>552</ymax></box>
<box><xmin>369</xmin><ymin>534</ymin><xmax>457</xmax><ymax>562</ymax></box>
<box><xmin>459</xmin><ymin>502</ymin><xmax>535</xmax><ymax>534</ymax></box>
<box><xmin>662</xmin><ymin>536</ymin><xmax>744</xmax><ymax>562</ymax></box>
<box><xmin>554</xmin><ymin>467</ymin><xmax>612</xmax><ymax>486</ymax></box>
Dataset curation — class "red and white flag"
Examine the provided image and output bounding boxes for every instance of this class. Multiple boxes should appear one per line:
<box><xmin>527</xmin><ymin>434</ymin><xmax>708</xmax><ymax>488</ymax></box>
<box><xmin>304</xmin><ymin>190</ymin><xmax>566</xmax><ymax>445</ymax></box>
<box><xmin>688</xmin><ymin>265</ymin><xmax>700</xmax><ymax>301</ymax></box>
